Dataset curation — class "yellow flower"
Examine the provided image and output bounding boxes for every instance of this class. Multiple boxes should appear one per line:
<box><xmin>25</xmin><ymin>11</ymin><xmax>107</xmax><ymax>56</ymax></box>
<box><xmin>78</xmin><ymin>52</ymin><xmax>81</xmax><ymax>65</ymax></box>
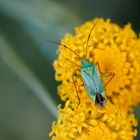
<box><xmin>50</xmin><ymin>18</ymin><xmax>140</xmax><ymax>140</ymax></box>
<box><xmin>54</xmin><ymin>18</ymin><xmax>140</xmax><ymax>110</ymax></box>
<box><xmin>50</xmin><ymin>101</ymin><xmax>137</xmax><ymax>140</ymax></box>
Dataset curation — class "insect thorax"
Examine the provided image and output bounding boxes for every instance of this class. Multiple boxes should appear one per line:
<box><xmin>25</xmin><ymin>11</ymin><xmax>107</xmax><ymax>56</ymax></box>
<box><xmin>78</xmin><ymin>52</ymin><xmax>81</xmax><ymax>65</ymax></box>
<box><xmin>81</xmin><ymin>58</ymin><xmax>94</xmax><ymax>78</ymax></box>
<box><xmin>81</xmin><ymin>58</ymin><xmax>96</xmax><ymax>69</ymax></box>
<box><xmin>81</xmin><ymin>58</ymin><xmax>90</xmax><ymax>66</ymax></box>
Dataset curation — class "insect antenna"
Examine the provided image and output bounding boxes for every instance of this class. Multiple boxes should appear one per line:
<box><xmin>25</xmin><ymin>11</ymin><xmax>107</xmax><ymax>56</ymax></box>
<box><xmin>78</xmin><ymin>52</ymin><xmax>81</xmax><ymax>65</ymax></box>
<box><xmin>65</xmin><ymin>58</ymin><xmax>81</xmax><ymax>68</ymax></box>
<box><xmin>47</xmin><ymin>40</ymin><xmax>82</xmax><ymax>60</ymax></box>
<box><xmin>85</xmin><ymin>20</ymin><xmax>98</xmax><ymax>58</ymax></box>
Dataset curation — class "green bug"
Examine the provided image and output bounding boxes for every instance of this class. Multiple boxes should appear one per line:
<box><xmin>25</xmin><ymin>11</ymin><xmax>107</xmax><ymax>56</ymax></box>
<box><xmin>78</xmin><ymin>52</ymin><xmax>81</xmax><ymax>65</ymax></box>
<box><xmin>48</xmin><ymin>21</ymin><xmax>115</xmax><ymax>107</ymax></box>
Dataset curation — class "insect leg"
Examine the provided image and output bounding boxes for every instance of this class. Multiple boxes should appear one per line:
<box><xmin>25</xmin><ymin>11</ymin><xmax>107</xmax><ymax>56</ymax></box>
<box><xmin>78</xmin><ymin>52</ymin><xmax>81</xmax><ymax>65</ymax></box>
<box><xmin>105</xmin><ymin>72</ymin><xmax>115</xmax><ymax>86</ymax></box>
<box><xmin>96</xmin><ymin>62</ymin><xmax>104</xmax><ymax>75</ymax></box>
<box><xmin>96</xmin><ymin>62</ymin><xmax>115</xmax><ymax>86</ymax></box>
<box><xmin>72</xmin><ymin>72</ymin><xmax>81</xmax><ymax>107</ymax></box>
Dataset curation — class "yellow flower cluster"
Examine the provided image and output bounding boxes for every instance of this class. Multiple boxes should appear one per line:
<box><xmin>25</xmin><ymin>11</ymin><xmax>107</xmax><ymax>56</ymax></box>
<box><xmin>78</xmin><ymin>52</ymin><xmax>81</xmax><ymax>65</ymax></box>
<box><xmin>50</xmin><ymin>101</ymin><xmax>137</xmax><ymax>140</ymax></box>
<box><xmin>50</xmin><ymin>18</ymin><xmax>140</xmax><ymax>139</ymax></box>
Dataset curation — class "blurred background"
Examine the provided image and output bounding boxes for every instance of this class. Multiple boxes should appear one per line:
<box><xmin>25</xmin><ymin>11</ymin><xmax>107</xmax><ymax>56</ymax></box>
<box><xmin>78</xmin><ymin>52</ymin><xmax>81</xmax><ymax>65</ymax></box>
<box><xmin>0</xmin><ymin>0</ymin><xmax>140</xmax><ymax>140</ymax></box>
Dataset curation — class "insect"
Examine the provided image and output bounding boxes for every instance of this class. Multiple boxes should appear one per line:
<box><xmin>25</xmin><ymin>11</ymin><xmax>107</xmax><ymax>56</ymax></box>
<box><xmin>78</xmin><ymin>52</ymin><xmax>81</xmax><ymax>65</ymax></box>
<box><xmin>48</xmin><ymin>21</ymin><xmax>115</xmax><ymax>107</ymax></box>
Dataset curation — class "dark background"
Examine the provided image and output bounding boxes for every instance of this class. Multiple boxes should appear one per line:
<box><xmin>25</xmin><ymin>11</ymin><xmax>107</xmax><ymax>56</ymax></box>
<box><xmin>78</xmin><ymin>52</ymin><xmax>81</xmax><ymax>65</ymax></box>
<box><xmin>0</xmin><ymin>0</ymin><xmax>140</xmax><ymax>140</ymax></box>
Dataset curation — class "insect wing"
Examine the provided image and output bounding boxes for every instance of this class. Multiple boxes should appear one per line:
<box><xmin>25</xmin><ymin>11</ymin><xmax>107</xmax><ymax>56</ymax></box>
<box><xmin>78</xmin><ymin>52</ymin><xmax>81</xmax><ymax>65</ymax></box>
<box><xmin>81</xmin><ymin>64</ymin><xmax>106</xmax><ymax>103</ymax></box>
<box><xmin>81</xmin><ymin>65</ymin><xmax>97</xmax><ymax>103</ymax></box>
<box><xmin>93</xmin><ymin>66</ymin><xmax>106</xmax><ymax>99</ymax></box>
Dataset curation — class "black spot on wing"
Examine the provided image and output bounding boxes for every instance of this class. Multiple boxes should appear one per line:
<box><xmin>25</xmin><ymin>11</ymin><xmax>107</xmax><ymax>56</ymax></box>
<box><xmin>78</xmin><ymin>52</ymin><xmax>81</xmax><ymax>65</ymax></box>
<box><xmin>95</xmin><ymin>92</ymin><xmax>105</xmax><ymax>107</ymax></box>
